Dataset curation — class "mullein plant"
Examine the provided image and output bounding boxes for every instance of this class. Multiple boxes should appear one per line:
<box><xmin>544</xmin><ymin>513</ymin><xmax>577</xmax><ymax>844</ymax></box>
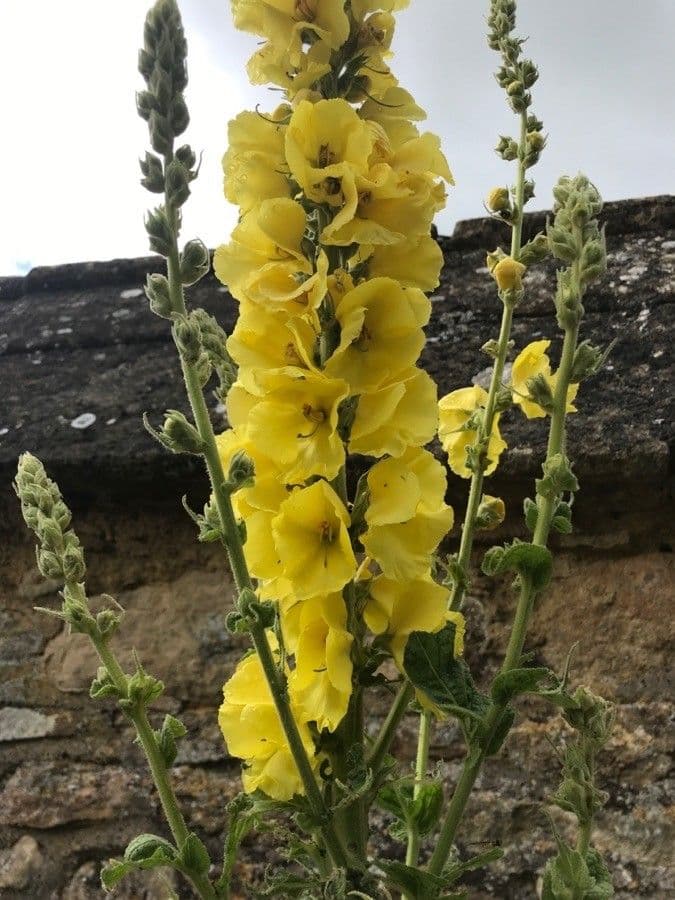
<box><xmin>14</xmin><ymin>0</ymin><xmax>618</xmax><ymax>897</ymax></box>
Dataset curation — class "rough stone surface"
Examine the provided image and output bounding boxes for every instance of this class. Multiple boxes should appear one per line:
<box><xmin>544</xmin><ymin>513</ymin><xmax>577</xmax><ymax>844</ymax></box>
<box><xmin>0</xmin><ymin>836</ymin><xmax>43</xmax><ymax>890</ymax></box>
<box><xmin>0</xmin><ymin>198</ymin><xmax>672</xmax><ymax>898</ymax></box>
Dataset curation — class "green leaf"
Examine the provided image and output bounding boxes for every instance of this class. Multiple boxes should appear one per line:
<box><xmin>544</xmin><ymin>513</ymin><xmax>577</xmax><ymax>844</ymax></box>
<box><xmin>443</xmin><ymin>846</ymin><xmax>504</xmax><ymax>885</ymax></box>
<box><xmin>411</xmin><ymin>781</ymin><xmax>444</xmax><ymax>836</ymax></box>
<box><xmin>101</xmin><ymin>834</ymin><xmax>178</xmax><ymax>890</ymax></box>
<box><xmin>179</xmin><ymin>832</ymin><xmax>211</xmax><ymax>875</ymax></box>
<box><xmin>89</xmin><ymin>666</ymin><xmax>120</xmax><ymax>700</ymax></box>
<box><xmin>379</xmin><ymin>860</ymin><xmax>446</xmax><ymax>899</ymax></box>
<box><xmin>542</xmin><ymin>826</ymin><xmax>614</xmax><ymax>899</ymax></box>
<box><xmin>404</xmin><ymin>624</ymin><xmax>489</xmax><ymax>729</ymax></box>
<box><xmin>523</xmin><ymin>497</ymin><xmax>538</xmax><ymax>532</ymax></box>
<box><xmin>481</xmin><ymin>540</ymin><xmax>553</xmax><ymax>591</ymax></box>
<box><xmin>491</xmin><ymin>667</ymin><xmax>553</xmax><ymax>705</ymax></box>
<box><xmin>157</xmin><ymin>714</ymin><xmax>188</xmax><ymax>768</ymax></box>
<box><xmin>482</xmin><ymin>705</ymin><xmax>515</xmax><ymax>756</ymax></box>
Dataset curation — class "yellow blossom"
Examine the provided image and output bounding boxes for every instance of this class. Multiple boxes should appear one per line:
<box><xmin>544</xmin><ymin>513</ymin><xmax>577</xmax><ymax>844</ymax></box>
<box><xmin>226</xmin><ymin>301</ymin><xmax>317</xmax><ymax>392</ymax></box>
<box><xmin>214</xmin><ymin>198</ymin><xmax>328</xmax><ymax>308</ymax></box>
<box><xmin>361</xmin><ymin>448</ymin><xmax>453</xmax><ymax>581</ymax></box>
<box><xmin>325</xmin><ymin>277</ymin><xmax>430</xmax><ymax>392</ymax></box>
<box><xmin>272</xmin><ymin>480</ymin><xmax>356</xmax><ymax>600</ymax></box>
<box><xmin>486</xmin><ymin>186</ymin><xmax>510</xmax><ymax>212</ymax></box>
<box><xmin>288</xmin><ymin>594</ymin><xmax>353</xmax><ymax>732</ymax></box>
<box><xmin>232</xmin><ymin>368</ymin><xmax>349</xmax><ymax>483</ymax></box>
<box><xmin>438</xmin><ymin>385</ymin><xmax>507</xmax><ymax>478</ymax></box>
<box><xmin>511</xmin><ymin>340</ymin><xmax>579</xmax><ymax>419</ymax></box>
<box><xmin>492</xmin><ymin>256</ymin><xmax>526</xmax><ymax>292</ymax></box>
<box><xmin>218</xmin><ymin>649</ymin><xmax>317</xmax><ymax>800</ymax></box>
<box><xmin>364</xmin><ymin>575</ymin><xmax>463</xmax><ymax>667</ymax></box>
<box><xmin>222</xmin><ymin>108</ymin><xmax>291</xmax><ymax>213</ymax></box>
<box><xmin>349</xmin><ymin>367</ymin><xmax>438</xmax><ymax>458</ymax></box>
<box><xmin>285</xmin><ymin>99</ymin><xmax>374</xmax><ymax>233</ymax></box>
<box><xmin>351</xmin><ymin>0</ymin><xmax>410</xmax><ymax>20</ymax></box>
<box><xmin>355</xmin><ymin>233</ymin><xmax>445</xmax><ymax>292</ymax></box>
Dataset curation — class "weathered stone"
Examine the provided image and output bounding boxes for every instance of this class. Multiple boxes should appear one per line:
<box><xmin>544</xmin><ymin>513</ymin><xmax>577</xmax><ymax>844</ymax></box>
<box><xmin>0</xmin><ymin>763</ymin><xmax>149</xmax><ymax>828</ymax></box>
<box><xmin>0</xmin><ymin>835</ymin><xmax>43</xmax><ymax>890</ymax></box>
<box><xmin>0</xmin><ymin>706</ymin><xmax>57</xmax><ymax>741</ymax></box>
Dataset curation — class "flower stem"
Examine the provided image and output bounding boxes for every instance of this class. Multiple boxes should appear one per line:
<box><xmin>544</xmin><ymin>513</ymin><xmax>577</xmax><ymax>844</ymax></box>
<box><xmin>405</xmin><ymin>710</ymin><xmax>432</xmax><ymax>870</ymax></box>
<box><xmin>163</xmin><ymin>240</ymin><xmax>352</xmax><ymax>873</ymax></box>
<box><xmin>90</xmin><ymin>626</ymin><xmax>216</xmax><ymax>900</ymax></box>
<box><xmin>427</xmin><ymin>319</ymin><xmax>581</xmax><ymax>877</ymax></box>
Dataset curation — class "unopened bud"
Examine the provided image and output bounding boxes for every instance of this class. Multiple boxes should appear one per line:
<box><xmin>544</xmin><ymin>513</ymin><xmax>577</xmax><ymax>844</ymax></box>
<box><xmin>226</xmin><ymin>451</ymin><xmax>255</xmax><ymax>491</ymax></box>
<box><xmin>493</xmin><ymin>256</ymin><xmax>526</xmax><ymax>292</ymax></box>
<box><xmin>145</xmin><ymin>206</ymin><xmax>173</xmax><ymax>257</ymax></box>
<box><xmin>179</xmin><ymin>239</ymin><xmax>209</xmax><ymax>285</ymax></box>
<box><xmin>518</xmin><ymin>232</ymin><xmax>548</xmax><ymax>265</ymax></box>
<box><xmin>139</xmin><ymin>151</ymin><xmax>165</xmax><ymax>193</ymax></box>
<box><xmin>145</xmin><ymin>273</ymin><xmax>173</xmax><ymax>318</ymax></box>
<box><xmin>173</xmin><ymin>315</ymin><xmax>202</xmax><ymax>363</ymax></box>
<box><xmin>37</xmin><ymin>548</ymin><xmax>63</xmax><ymax>580</ymax></box>
<box><xmin>475</xmin><ymin>495</ymin><xmax>506</xmax><ymax>531</ymax></box>
<box><xmin>525</xmin><ymin>373</ymin><xmax>555</xmax><ymax>414</ymax></box>
<box><xmin>62</xmin><ymin>544</ymin><xmax>86</xmax><ymax>582</ymax></box>
<box><xmin>170</xmin><ymin>94</ymin><xmax>189</xmax><ymax>137</ymax></box>
<box><xmin>165</xmin><ymin>158</ymin><xmax>190</xmax><ymax>208</ymax></box>
<box><xmin>161</xmin><ymin>410</ymin><xmax>204</xmax><ymax>454</ymax></box>
<box><xmin>486</xmin><ymin>187</ymin><xmax>511</xmax><ymax>213</ymax></box>
<box><xmin>495</xmin><ymin>135</ymin><xmax>518</xmax><ymax>161</ymax></box>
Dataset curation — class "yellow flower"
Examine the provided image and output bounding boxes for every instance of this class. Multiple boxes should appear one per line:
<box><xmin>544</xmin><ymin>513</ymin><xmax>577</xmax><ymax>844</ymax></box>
<box><xmin>226</xmin><ymin>300</ymin><xmax>317</xmax><ymax>392</ymax></box>
<box><xmin>355</xmin><ymin>233</ymin><xmax>444</xmax><ymax>292</ymax></box>
<box><xmin>475</xmin><ymin>494</ymin><xmax>506</xmax><ymax>530</ymax></box>
<box><xmin>272</xmin><ymin>480</ymin><xmax>357</xmax><ymax>600</ymax></box>
<box><xmin>246</xmin><ymin>38</ymin><xmax>332</xmax><ymax>98</ymax></box>
<box><xmin>214</xmin><ymin>198</ymin><xmax>328</xmax><ymax>308</ymax></box>
<box><xmin>325</xmin><ymin>277</ymin><xmax>430</xmax><ymax>392</ymax></box>
<box><xmin>218</xmin><ymin>649</ymin><xmax>317</xmax><ymax>800</ymax></box>
<box><xmin>285</xmin><ymin>99</ymin><xmax>374</xmax><ymax>232</ymax></box>
<box><xmin>288</xmin><ymin>594</ymin><xmax>353</xmax><ymax>732</ymax></box>
<box><xmin>351</xmin><ymin>0</ymin><xmax>410</xmax><ymax>20</ymax></box>
<box><xmin>222</xmin><ymin>108</ymin><xmax>291</xmax><ymax>213</ymax></box>
<box><xmin>438</xmin><ymin>386</ymin><xmax>507</xmax><ymax>479</ymax></box>
<box><xmin>511</xmin><ymin>340</ymin><xmax>579</xmax><ymax>419</ymax></box>
<box><xmin>349</xmin><ymin>367</ymin><xmax>438</xmax><ymax>458</ymax></box>
<box><xmin>486</xmin><ymin>187</ymin><xmax>510</xmax><ymax>213</ymax></box>
<box><xmin>233</xmin><ymin>368</ymin><xmax>349</xmax><ymax>484</ymax></box>
<box><xmin>492</xmin><ymin>256</ymin><xmax>526</xmax><ymax>292</ymax></box>
<box><xmin>361</xmin><ymin>448</ymin><xmax>453</xmax><ymax>581</ymax></box>
<box><xmin>364</xmin><ymin>574</ymin><xmax>462</xmax><ymax>667</ymax></box>
<box><xmin>232</xmin><ymin>0</ymin><xmax>350</xmax><ymax>64</ymax></box>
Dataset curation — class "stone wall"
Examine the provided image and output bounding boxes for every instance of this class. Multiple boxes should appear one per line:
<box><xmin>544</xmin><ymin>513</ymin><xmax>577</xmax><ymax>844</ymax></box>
<box><xmin>0</xmin><ymin>197</ymin><xmax>672</xmax><ymax>898</ymax></box>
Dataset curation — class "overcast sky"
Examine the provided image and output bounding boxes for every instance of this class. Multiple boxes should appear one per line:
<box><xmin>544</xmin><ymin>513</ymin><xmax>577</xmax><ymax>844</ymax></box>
<box><xmin>1</xmin><ymin>1</ymin><xmax>672</xmax><ymax>276</ymax></box>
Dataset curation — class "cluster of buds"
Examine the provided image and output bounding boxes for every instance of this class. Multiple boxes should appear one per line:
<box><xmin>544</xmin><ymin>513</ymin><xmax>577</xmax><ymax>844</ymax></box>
<box><xmin>15</xmin><ymin>453</ymin><xmax>85</xmax><ymax>584</ymax></box>
<box><xmin>547</xmin><ymin>174</ymin><xmax>607</xmax><ymax>328</ymax></box>
<box><xmin>489</xmin><ymin>0</ymin><xmax>537</xmax><ymax>113</ymax></box>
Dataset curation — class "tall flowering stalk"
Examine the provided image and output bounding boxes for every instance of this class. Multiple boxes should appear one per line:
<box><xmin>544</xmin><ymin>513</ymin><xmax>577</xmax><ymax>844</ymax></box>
<box><xmin>13</xmin><ymin>1</ymin><xmax>619</xmax><ymax>897</ymax></box>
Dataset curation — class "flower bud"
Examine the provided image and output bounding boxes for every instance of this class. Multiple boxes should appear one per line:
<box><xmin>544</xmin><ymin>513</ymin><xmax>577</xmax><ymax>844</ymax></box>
<box><xmin>227</xmin><ymin>451</ymin><xmax>255</xmax><ymax>491</ymax></box>
<box><xmin>495</xmin><ymin>135</ymin><xmax>518</xmax><ymax>161</ymax></box>
<box><xmin>145</xmin><ymin>273</ymin><xmax>173</xmax><ymax>319</ymax></box>
<box><xmin>521</xmin><ymin>60</ymin><xmax>538</xmax><ymax>88</ymax></box>
<box><xmin>145</xmin><ymin>206</ymin><xmax>174</xmax><ymax>256</ymax></box>
<box><xmin>170</xmin><ymin>94</ymin><xmax>190</xmax><ymax>137</ymax></box>
<box><xmin>579</xmin><ymin>234</ymin><xmax>607</xmax><ymax>287</ymax></box>
<box><xmin>37</xmin><ymin>548</ymin><xmax>63</xmax><ymax>580</ymax></box>
<box><xmin>475</xmin><ymin>495</ymin><xmax>506</xmax><ymax>530</ymax></box>
<box><xmin>136</xmin><ymin>89</ymin><xmax>156</xmax><ymax>122</ymax></box>
<box><xmin>518</xmin><ymin>232</ymin><xmax>548</xmax><ymax>265</ymax></box>
<box><xmin>148</xmin><ymin>110</ymin><xmax>173</xmax><ymax>156</ymax></box>
<box><xmin>139</xmin><ymin>151</ymin><xmax>165</xmax><ymax>193</ymax></box>
<box><xmin>486</xmin><ymin>187</ymin><xmax>510</xmax><ymax>213</ymax></box>
<box><xmin>525</xmin><ymin>373</ymin><xmax>555</xmax><ymax>414</ymax></box>
<box><xmin>172</xmin><ymin>315</ymin><xmax>202</xmax><ymax>363</ymax></box>
<box><xmin>179</xmin><ymin>239</ymin><xmax>209</xmax><ymax>285</ymax></box>
<box><xmin>165</xmin><ymin>158</ymin><xmax>190</xmax><ymax>208</ymax></box>
<box><xmin>161</xmin><ymin>410</ymin><xmax>204</xmax><ymax>454</ymax></box>
<box><xmin>62</xmin><ymin>544</ymin><xmax>86</xmax><ymax>582</ymax></box>
<box><xmin>492</xmin><ymin>256</ymin><xmax>526</xmax><ymax>292</ymax></box>
<box><xmin>37</xmin><ymin>518</ymin><xmax>63</xmax><ymax>553</ymax></box>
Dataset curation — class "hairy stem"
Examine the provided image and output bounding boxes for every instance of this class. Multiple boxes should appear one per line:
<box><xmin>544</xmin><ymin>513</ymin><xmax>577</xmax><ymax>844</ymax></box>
<box><xmin>427</xmin><ymin>320</ymin><xmax>580</xmax><ymax>877</ymax></box>
<box><xmin>90</xmin><ymin>623</ymin><xmax>216</xmax><ymax>899</ymax></box>
<box><xmin>163</xmin><ymin>238</ymin><xmax>351</xmax><ymax>872</ymax></box>
<box><xmin>405</xmin><ymin>710</ymin><xmax>432</xmax><ymax>871</ymax></box>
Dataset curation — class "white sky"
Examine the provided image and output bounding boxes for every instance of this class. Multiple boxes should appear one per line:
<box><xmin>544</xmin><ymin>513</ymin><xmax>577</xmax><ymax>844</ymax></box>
<box><xmin>1</xmin><ymin>0</ymin><xmax>673</xmax><ymax>276</ymax></box>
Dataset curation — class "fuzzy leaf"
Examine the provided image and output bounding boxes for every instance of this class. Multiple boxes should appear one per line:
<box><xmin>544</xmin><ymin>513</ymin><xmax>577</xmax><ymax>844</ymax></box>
<box><xmin>404</xmin><ymin>624</ymin><xmax>489</xmax><ymax>728</ymax></box>
<box><xmin>158</xmin><ymin>714</ymin><xmax>188</xmax><ymax>768</ymax></box>
<box><xmin>491</xmin><ymin>667</ymin><xmax>553</xmax><ymax>705</ymax></box>
<box><xmin>481</xmin><ymin>540</ymin><xmax>553</xmax><ymax>591</ymax></box>
<box><xmin>101</xmin><ymin>834</ymin><xmax>178</xmax><ymax>890</ymax></box>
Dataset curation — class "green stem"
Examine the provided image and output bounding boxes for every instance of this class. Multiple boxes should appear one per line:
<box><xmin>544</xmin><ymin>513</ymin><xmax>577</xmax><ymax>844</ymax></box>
<box><xmin>164</xmin><ymin>241</ymin><xmax>352</xmax><ymax>873</ymax></box>
<box><xmin>428</xmin><ymin>318</ymin><xmax>582</xmax><ymax>878</ymax></box>
<box><xmin>405</xmin><ymin>710</ymin><xmax>432</xmax><ymax>870</ymax></box>
<box><xmin>91</xmin><ymin>632</ymin><xmax>216</xmax><ymax>899</ymax></box>
<box><xmin>367</xmin><ymin>681</ymin><xmax>414</xmax><ymax>774</ymax></box>
<box><xmin>576</xmin><ymin>818</ymin><xmax>592</xmax><ymax>858</ymax></box>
